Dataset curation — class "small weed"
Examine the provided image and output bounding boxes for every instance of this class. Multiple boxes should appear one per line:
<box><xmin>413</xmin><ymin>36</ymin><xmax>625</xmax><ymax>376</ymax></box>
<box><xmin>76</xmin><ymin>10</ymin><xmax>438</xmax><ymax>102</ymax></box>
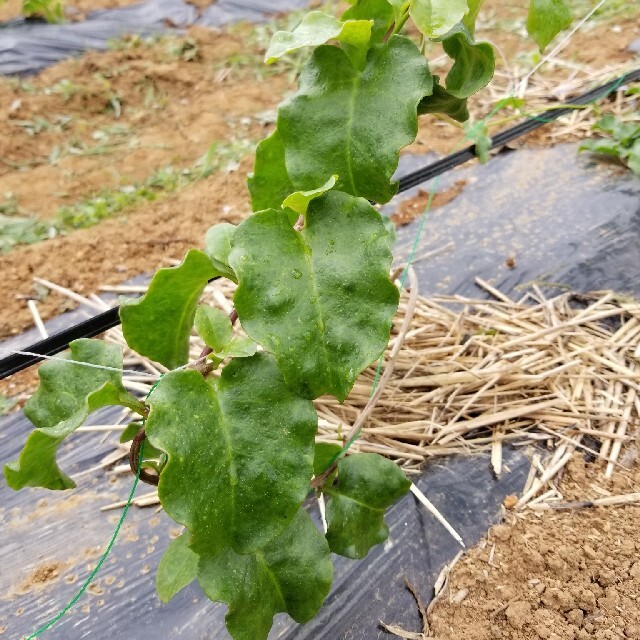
<box><xmin>0</xmin><ymin>138</ymin><xmax>254</xmax><ymax>252</ymax></box>
<box><xmin>0</xmin><ymin>394</ymin><xmax>18</xmax><ymax>416</ymax></box>
<box><xmin>579</xmin><ymin>113</ymin><xmax>640</xmax><ymax>176</ymax></box>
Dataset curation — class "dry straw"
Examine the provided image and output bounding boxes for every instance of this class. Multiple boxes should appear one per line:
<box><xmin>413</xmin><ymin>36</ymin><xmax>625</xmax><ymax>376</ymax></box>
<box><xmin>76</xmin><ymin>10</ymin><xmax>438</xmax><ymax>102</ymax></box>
<box><xmin>33</xmin><ymin>273</ymin><xmax>639</xmax><ymax>514</ymax></box>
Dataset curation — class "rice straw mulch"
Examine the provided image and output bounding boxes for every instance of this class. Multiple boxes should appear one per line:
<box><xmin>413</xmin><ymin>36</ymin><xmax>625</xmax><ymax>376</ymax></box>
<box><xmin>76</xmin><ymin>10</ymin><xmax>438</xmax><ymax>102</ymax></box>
<box><xmin>29</xmin><ymin>271</ymin><xmax>640</xmax><ymax>513</ymax></box>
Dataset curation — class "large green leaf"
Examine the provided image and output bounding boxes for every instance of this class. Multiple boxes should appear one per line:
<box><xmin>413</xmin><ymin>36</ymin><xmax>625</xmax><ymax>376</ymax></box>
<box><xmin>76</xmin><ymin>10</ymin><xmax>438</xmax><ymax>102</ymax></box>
<box><xmin>341</xmin><ymin>0</ymin><xmax>395</xmax><ymax>45</ymax></box>
<box><xmin>442</xmin><ymin>29</ymin><xmax>495</xmax><ymax>99</ymax></box>
<box><xmin>526</xmin><ymin>0</ymin><xmax>572</xmax><ymax>52</ymax></box>
<box><xmin>120</xmin><ymin>249</ymin><xmax>219</xmax><ymax>370</ymax></box>
<box><xmin>324</xmin><ymin>453</ymin><xmax>411</xmax><ymax>559</ymax></box>
<box><xmin>156</xmin><ymin>532</ymin><xmax>199</xmax><ymax>603</ymax></box>
<box><xmin>4</xmin><ymin>340</ymin><xmax>143</xmax><ymax>491</ymax></box>
<box><xmin>204</xmin><ymin>223</ymin><xmax>237</xmax><ymax>282</ymax></box>
<box><xmin>247</xmin><ymin>129</ymin><xmax>295</xmax><ymax>213</ymax></box>
<box><xmin>198</xmin><ymin>510</ymin><xmax>333</xmax><ymax>640</ymax></box>
<box><xmin>278</xmin><ymin>35</ymin><xmax>432</xmax><ymax>204</ymax></box>
<box><xmin>418</xmin><ymin>76</ymin><xmax>470</xmax><ymax>121</ymax></box>
<box><xmin>410</xmin><ymin>0</ymin><xmax>468</xmax><ymax>39</ymax></box>
<box><xmin>229</xmin><ymin>191</ymin><xmax>399</xmax><ymax>401</ymax></box>
<box><xmin>265</xmin><ymin>11</ymin><xmax>373</xmax><ymax>70</ymax></box>
<box><xmin>194</xmin><ymin>306</ymin><xmax>256</xmax><ymax>359</ymax></box>
<box><xmin>145</xmin><ymin>353</ymin><xmax>317</xmax><ymax>555</ymax></box>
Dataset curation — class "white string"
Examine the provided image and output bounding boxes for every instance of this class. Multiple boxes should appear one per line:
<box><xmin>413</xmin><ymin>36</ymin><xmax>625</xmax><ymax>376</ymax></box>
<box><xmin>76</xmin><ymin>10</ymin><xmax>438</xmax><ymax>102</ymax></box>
<box><xmin>517</xmin><ymin>0</ymin><xmax>608</xmax><ymax>97</ymax></box>
<box><xmin>0</xmin><ymin>348</ymin><xmax>209</xmax><ymax>379</ymax></box>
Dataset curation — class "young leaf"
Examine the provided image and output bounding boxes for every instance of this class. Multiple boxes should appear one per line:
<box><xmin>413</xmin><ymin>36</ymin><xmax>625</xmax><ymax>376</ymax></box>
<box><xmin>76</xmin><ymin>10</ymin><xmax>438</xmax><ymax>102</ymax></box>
<box><xmin>198</xmin><ymin>510</ymin><xmax>333</xmax><ymax>640</ymax></box>
<box><xmin>247</xmin><ymin>129</ymin><xmax>295</xmax><ymax>213</ymax></box>
<box><xmin>463</xmin><ymin>0</ymin><xmax>485</xmax><ymax>34</ymax></box>
<box><xmin>278</xmin><ymin>35</ymin><xmax>432</xmax><ymax>204</ymax></box>
<box><xmin>157</xmin><ymin>532</ymin><xmax>199</xmax><ymax>603</ymax></box>
<box><xmin>194</xmin><ymin>306</ymin><xmax>256</xmax><ymax>359</ymax></box>
<box><xmin>442</xmin><ymin>30</ymin><xmax>495</xmax><ymax>99</ymax></box>
<box><xmin>324</xmin><ymin>453</ymin><xmax>411</xmax><ymax>559</ymax></box>
<box><xmin>120</xmin><ymin>250</ymin><xmax>219</xmax><ymax>370</ymax></box>
<box><xmin>282</xmin><ymin>175</ymin><xmax>337</xmax><ymax>216</ymax></box>
<box><xmin>145</xmin><ymin>353</ymin><xmax>317</xmax><ymax>555</ymax></box>
<box><xmin>265</xmin><ymin>11</ymin><xmax>373</xmax><ymax>70</ymax></box>
<box><xmin>229</xmin><ymin>191</ymin><xmax>399</xmax><ymax>401</ymax></box>
<box><xmin>526</xmin><ymin>0</ymin><xmax>572</xmax><ymax>52</ymax></box>
<box><xmin>314</xmin><ymin>442</ymin><xmax>343</xmax><ymax>476</ymax></box>
<box><xmin>418</xmin><ymin>76</ymin><xmax>470</xmax><ymax>122</ymax></box>
<box><xmin>341</xmin><ymin>0</ymin><xmax>395</xmax><ymax>45</ymax></box>
<box><xmin>204</xmin><ymin>223</ymin><xmax>237</xmax><ymax>282</ymax></box>
<box><xmin>465</xmin><ymin>120</ymin><xmax>492</xmax><ymax>163</ymax></box>
<box><xmin>578</xmin><ymin>138</ymin><xmax>623</xmax><ymax>157</ymax></box>
<box><xmin>120</xmin><ymin>421</ymin><xmax>142</xmax><ymax>443</ymax></box>
<box><xmin>4</xmin><ymin>340</ymin><xmax>143</xmax><ymax>491</ymax></box>
<box><xmin>627</xmin><ymin>140</ymin><xmax>640</xmax><ymax>176</ymax></box>
<box><xmin>409</xmin><ymin>0</ymin><xmax>468</xmax><ymax>39</ymax></box>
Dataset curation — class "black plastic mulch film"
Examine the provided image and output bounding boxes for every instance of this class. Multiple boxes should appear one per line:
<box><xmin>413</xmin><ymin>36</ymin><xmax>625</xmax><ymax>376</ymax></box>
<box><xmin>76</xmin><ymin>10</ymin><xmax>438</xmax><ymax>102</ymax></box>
<box><xmin>0</xmin><ymin>68</ymin><xmax>639</xmax><ymax>380</ymax></box>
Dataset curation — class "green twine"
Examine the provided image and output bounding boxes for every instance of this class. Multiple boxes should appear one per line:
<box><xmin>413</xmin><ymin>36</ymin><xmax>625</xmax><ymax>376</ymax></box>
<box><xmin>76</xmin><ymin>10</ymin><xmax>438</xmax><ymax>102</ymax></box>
<box><xmin>24</xmin><ymin>377</ymin><xmax>163</xmax><ymax>640</ymax></box>
<box><xmin>327</xmin><ymin>74</ymin><xmax>631</xmax><ymax>468</ymax></box>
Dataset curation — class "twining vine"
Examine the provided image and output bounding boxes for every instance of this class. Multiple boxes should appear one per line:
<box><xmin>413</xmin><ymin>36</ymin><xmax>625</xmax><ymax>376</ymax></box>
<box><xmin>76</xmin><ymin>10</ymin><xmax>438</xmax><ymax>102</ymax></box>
<box><xmin>6</xmin><ymin>1</ymin><xmax>573</xmax><ymax>638</ymax></box>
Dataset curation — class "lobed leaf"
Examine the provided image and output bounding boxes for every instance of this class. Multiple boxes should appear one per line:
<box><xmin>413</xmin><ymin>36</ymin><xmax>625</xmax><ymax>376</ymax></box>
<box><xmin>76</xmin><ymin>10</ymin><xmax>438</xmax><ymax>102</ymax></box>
<box><xmin>418</xmin><ymin>76</ymin><xmax>470</xmax><ymax>122</ymax></box>
<box><xmin>120</xmin><ymin>249</ymin><xmax>219</xmax><ymax>370</ymax></box>
<box><xmin>229</xmin><ymin>191</ymin><xmax>399</xmax><ymax>401</ymax></box>
<box><xmin>324</xmin><ymin>453</ymin><xmax>411</xmax><ymax>559</ymax></box>
<box><xmin>4</xmin><ymin>340</ymin><xmax>143</xmax><ymax>490</ymax></box>
<box><xmin>157</xmin><ymin>532</ymin><xmax>199</xmax><ymax>603</ymax></box>
<box><xmin>247</xmin><ymin>129</ymin><xmax>295</xmax><ymax>213</ymax></box>
<box><xmin>204</xmin><ymin>223</ymin><xmax>237</xmax><ymax>281</ymax></box>
<box><xmin>442</xmin><ymin>29</ymin><xmax>495</xmax><ymax>99</ymax></box>
<box><xmin>341</xmin><ymin>0</ymin><xmax>395</xmax><ymax>44</ymax></box>
<box><xmin>409</xmin><ymin>0</ymin><xmax>468</xmax><ymax>39</ymax></box>
<box><xmin>145</xmin><ymin>353</ymin><xmax>317</xmax><ymax>555</ymax></box>
<box><xmin>526</xmin><ymin>0</ymin><xmax>572</xmax><ymax>52</ymax></box>
<box><xmin>265</xmin><ymin>11</ymin><xmax>373</xmax><ymax>70</ymax></box>
<box><xmin>198</xmin><ymin>510</ymin><xmax>333</xmax><ymax>640</ymax></box>
<box><xmin>278</xmin><ymin>35</ymin><xmax>432</xmax><ymax>204</ymax></box>
<box><xmin>194</xmin><ymin>306</ymin><xmax>256</xmax><ymax>360</ymax></box>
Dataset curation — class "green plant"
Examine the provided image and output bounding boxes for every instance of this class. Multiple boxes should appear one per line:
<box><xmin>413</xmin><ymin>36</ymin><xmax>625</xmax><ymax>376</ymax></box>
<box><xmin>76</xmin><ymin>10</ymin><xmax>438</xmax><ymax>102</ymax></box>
<box><xmin>21</xmin><ymin>0</ymin><xmax>64</xmax><ymax>22</ymax></box>
<box><xmin>5</xmin><ymin>1</ymin><xmax>573</xmax><ymax>638</ymax></box>
<box><xmin>579</xmin><ymin>113</ymin><xmax>640</xmax><ymax>176</ymax></box>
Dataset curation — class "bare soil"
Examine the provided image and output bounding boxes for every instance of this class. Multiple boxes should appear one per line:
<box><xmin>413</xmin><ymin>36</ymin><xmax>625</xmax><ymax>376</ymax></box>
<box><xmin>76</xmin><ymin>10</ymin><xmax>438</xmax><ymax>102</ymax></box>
<box><xmin>0</xmin><ymin>26</ymin><xmax>285</xmax><ymax>218</ymax></box>
<box><xmin>428</xmin><ymin>456</ymin><xmax>640</xmax><ymax>640</ymax></box>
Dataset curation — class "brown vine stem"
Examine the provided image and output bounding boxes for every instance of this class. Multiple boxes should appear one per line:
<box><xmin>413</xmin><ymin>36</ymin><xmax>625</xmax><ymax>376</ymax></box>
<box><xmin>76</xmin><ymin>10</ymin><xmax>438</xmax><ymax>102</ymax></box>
<box><xmin>129</xmin><ymin>428</ymin><xmax>160</xmax><ymax>486</ymax></box>
<box><xmin>311</xmin><ymin>267</ymin><xmax>419</xmax><ymax>489</ymax></box>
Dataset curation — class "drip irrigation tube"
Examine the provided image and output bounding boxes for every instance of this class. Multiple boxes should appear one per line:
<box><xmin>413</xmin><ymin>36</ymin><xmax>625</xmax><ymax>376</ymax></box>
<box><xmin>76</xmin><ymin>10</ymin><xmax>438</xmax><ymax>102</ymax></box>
<box><xmin>1</xmin><ymin>68</ymin><xmax>639</xmax><ymax>380</ymax></box>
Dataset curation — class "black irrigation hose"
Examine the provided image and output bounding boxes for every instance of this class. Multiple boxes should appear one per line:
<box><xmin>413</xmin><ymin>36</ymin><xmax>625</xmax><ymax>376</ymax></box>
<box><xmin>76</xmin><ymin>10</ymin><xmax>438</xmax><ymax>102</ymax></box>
<box><xmin>1</xmin><ymin>68</ymin><xmax>639</xmax><ymax>381</ymax></box>
<box><xmin>398</xmin><ymin>68</ymin><xmax>640</xmax><ymax>192</ymax></box>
